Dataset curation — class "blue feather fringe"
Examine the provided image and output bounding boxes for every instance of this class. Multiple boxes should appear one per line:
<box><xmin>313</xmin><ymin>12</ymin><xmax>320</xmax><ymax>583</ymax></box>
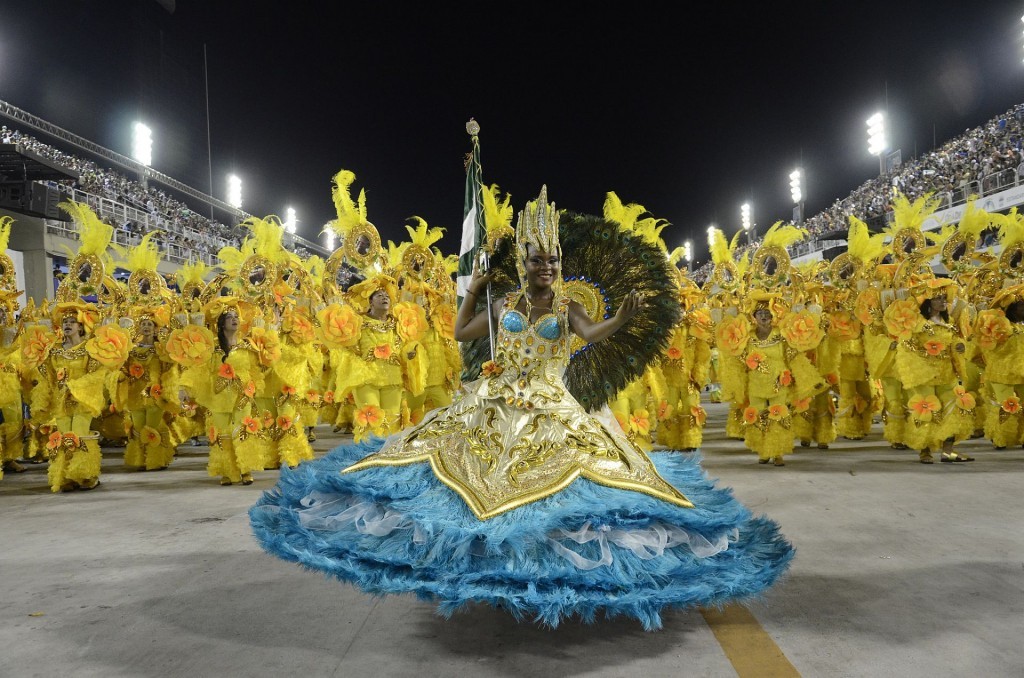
<box><xmin>249</xmin><ymin>440</ymin><xmax>794</xmax><ymax>631</ymax></box>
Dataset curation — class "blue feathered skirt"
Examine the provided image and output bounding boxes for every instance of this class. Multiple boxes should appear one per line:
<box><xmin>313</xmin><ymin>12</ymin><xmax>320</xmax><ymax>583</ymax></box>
<box><xmin>249</xmin><ymin>440</ymin><xmax>794</xmax><ymax>630</ymax></box>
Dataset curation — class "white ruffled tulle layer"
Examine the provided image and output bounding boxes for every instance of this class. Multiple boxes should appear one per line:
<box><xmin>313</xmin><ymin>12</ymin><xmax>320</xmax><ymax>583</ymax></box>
<box><xmin>297</xmin><ymin>491</ymin><xmax>733</xmax><ymax>571</ymax></box>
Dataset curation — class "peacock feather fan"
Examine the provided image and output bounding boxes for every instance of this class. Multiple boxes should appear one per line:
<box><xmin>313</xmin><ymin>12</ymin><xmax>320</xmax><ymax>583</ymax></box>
<box><xmin>460</xmin><ymin>211</ymin><xmax>680</xmax><ymax>411</ymax></box>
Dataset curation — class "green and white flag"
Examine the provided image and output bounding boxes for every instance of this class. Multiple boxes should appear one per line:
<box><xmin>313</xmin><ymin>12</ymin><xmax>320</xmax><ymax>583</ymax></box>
<box><xmin>458</xmin><ymin>121</ymin><xmax>485</xmax><ymax>307</ymax></box>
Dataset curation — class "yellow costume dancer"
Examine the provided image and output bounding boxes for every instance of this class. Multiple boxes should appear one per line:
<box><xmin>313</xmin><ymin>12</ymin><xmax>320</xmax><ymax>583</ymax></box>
<box><xmin>705</xmin><ymin>227</ymin><xmax>748</xmax><ymax>440</ymax></box>
<box><xmin>656</xmin><ymin>270</ymin><xmax>712</xmax><ymax>450</ymax></box>
<box><xmin>345</xmin><ymin>272</ymin><xmax>426</xmax><ymax>441</ymax></box>
<box><xmin>791</xmin><ymin>263</ymin><xmax>838</xmax><ymax>450</ymax></box>
<box><xmin>827</xmin><ymin>216</ymin><xmax>887</xmax><ymax>440</ymax></box>
<box><xmin>28</xmin><ymin>201</ymin><xmax>131</xmax><ymax>491</ymax></box>
<box><xmin>0</xmin><ymin>217</ymin><xmax>26</xmax><ymax>477</ymax></box>
<box><xmin>166</xmin><ymin>260</ymin><xmax>211</xmax><ymax>448</ymax></box>
<box><xmin>114</xmin><ymin>233</ymin><xmax>177</xmax><ymax>471</ymax></box>
<box><xmin>716</xmin><ymin>222</ymin><xmax>826</xmax><ymax>466</ymax></box>
<box><xmin>886</xmin><ymin>271</ymin><xmax>974</xmax><ymax>463</ymax></box>
<box><xmin>394</xmin><ymin>218</ymin><xmax>457</xmax><ymax>425</ymax></box>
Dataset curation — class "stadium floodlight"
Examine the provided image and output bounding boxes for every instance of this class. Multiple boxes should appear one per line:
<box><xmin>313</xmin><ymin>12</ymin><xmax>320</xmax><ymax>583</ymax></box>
<box><xmin>740</xmin><ymin>203</ymin><xmax>756</xmax><ymax>244</ymax></box>
<box><xmin>285</xmin><ymin>207</ymin><xmax>297</xmax><ymax>234</ymax></box>
<box><xmin>867</xmin><ymin>112</ymin><xmax>887</xmax><ymax>156</ymax></box>
<box><xmin>324</xmin><ymin>223</ymin><xmax>336</xmax><ymax>250</ymax></box>
<box><xmin>227</xmin><ymin>174</ymin><xmax>242</xmax><ymax>209</ymax></box>
<box><xmin>789</xmin><ymin>170</ymin><xmax>802</xmax><ymax>204</ymax></box>
<box><xmin>131</xmin><ymin>122</ymin><xmax>152</xmax><ymax>167</ymax></box>
<box><xmin>683</xmin><ymin>239</ymin><xmax>693</xmax><ymax>272</ymax></box>
<box><xmin>706</xmin><ymin>224</ymin><xmax>716</xmax><ymax>249</ymax></box>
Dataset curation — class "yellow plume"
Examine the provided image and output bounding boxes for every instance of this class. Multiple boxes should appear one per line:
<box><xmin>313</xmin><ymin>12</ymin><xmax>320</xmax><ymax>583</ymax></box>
<box><xmin>59</xmin><ymin>200</ymin><xmax>114</xmax><ymax>258</ymax></box>
<box><xmin>240</xmin><ymin>215</ymin><xmax>288</xmax><ymax>264</ymax></box>
<box><xmin>120</xmin><ymin>231</ymin><xmax>162</xmax><ymax>273</ymax></box>
<box><xmin>328</xmin><ymin>169</ymin><xmax>369</xmax><ymax>237</ymax></box>
<box><xmin>442</xmin><ymin>253</ymin><xmax>459</xmax><ymax>277</ymax></box>
<box><xmin>0</xmin><ymin>216</ymin><xmax>12</xmax><ymax>252</ymax></box>
<box><xmin>481</xmin><ymin>184</ymin><xmax>514</xmax><ymax>249</ymax></box>
<box><xmin>760</xmin><ymin>221</ymin><xmax>806</xmax><ymax>250</ymax></box>
<box><xmin>602</xmin><ymin>191</ymin><xmax>647</xmax><ymax>231</ymax></box>
<box><xmin>404</xmin><ymin>217</ymin><xmax>445</xmax><ymax>249</ymax></box>
<box><xmin>176</xmin><ymin>259</ymin><xmax>210</xmax><ymax>288</ymax></box>
<box><xmin>216</xmin><ymin>244</ymin><xmax>247</xmax><ymax>277</ymax></box>
<box><xmin>708</xmin><ymin>227</ymin><xmax>731</xmax><ymax>265</ymax></box>
<box><xmin>667</xmin><ymin>246</ymin><xmax>687</xmax><ymax>268</ymax></box>
<box><xmin>999</xmin><ymin>207</ymin><xmax>1024</xmax><ymax>249</ymax></box>
<box><xmin>956</xmin><ymin>197</ymin><xmax>996</xmax><ymax>245</ymax></box>
<box><xmin>846</xmin><ymin>215</ymin><xmax>886</xmax><ymax>264</ymax></box>
<box><xmin>886</xmin><ymin>191</ymin><xmax>942</xmax><ymax>234</ymax></box>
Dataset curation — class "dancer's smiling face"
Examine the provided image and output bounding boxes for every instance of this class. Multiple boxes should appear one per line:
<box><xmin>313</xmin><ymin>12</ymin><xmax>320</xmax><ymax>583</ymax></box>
<box><xmin>524</xmin><ymin>245</ymin><xmax>559</xmax><ymax>290</ymax></box>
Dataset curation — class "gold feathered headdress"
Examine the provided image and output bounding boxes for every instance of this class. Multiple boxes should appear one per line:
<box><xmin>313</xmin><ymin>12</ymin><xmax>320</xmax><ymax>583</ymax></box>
<box><xmin>481</xmin><ymin>184</ymin><xmax>514</xmax><ymax>252</ymax></box>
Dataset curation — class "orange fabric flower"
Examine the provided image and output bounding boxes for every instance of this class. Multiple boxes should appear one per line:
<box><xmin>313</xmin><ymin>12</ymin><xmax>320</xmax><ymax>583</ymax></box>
<box><xmin>165</xmin><ymin>326</ymin><xmax>216</xmax><ymax>368</ymax></box>
<box><xmin>778</xmin><ymin>370</ymin><xmax>793</xmax><ymax>387</ymax></box>
<box><xmin>247</xmin><ymin>327</ymin><xmax>283</xmax><ymax>366</ymax></box>
<box><xmin>854</xmin><ymin>288</ymin><xmax>880</xmax><ymax>327</ymax></box>
<box><xmin>276</xmin><ymin>415</ymin><xmax>294</xmax><ymax>431</ymax></box>
<box><xmin>393</xmin><ymin>301</ymin><xmax>429</xmax><ymax>342</ymax></box>
<box><xmin>140</xmin><ymin>426</ymin><xmax>161</xmax><ymax>446</ymax></box>
<box><xmin>628</xmin><ymin>409</ymin><xmax>651</xmax><ymax>436</ymax></box>
<box><xmin>242</xmin><ymin>416</ymin><xmax>260</xmax><ymax>434</ymax></box>
<box><xmin>767</xmin><ymin>403</ymin><xmax>790</xmax><ymax>420</ymax></box>
<box><xmin>261</xmin><ymin>410</ymin><xmax>275</xmax><ymax>429</ymax></box>
<box><xmin>21</xmin><ymin>325</ymin><xmax>55</xmax><ymax>370</ymax></box>
<box><xmin>46</xmin><ymin>431</ymin><xmax>63</xmax><ymax>450</ymax></box>
<box><xmin>284</xmin><ymin>309</ymin><xmax>316</xmax><ymax>344</ymax></box>
<box><xmin>780</xmin><ymin>310</ymin><xmax>825</xmax><ymax>352</ymax></box>
<box><xmin>742</xmin><ymin>406</ymin><xmax>759</xmax><ymax>425</ymax></box>
<box><xmin>688</xmin><ymin>309</ymin><xmax>713</xmax><ymax>341</ymax></box>
<box><xmin>354</xmin><ymin>404</ymin><xmax>384</xmax><ymax>429</ymax></box>
<box><xmin>716</xmin><ymin>316</ymin><xmax>751</xmax><ymax>357</ymax></box>
<box><xmin>792</xmin><ymin>396</ymin><xmax>812</xmax><ymax>413</ymax></box>
<box><xmin>207</xmin><ymin>425</ymin><xmax>217</xmax><ymax>443</ymax></box>
<box><xmin>149</xmin><ymin>383</ymin><xmax>163</xmax><ymax>399</ymax></box>
<box><xmin>666</xmin><ymin>346</ymin><xmax>683</xmax><ymax>360</ymax></box>
<box><xmin>373</xmin><ymin>344</ymin><xmax>393</xmax><ymax>360</ymax></box>
<box><xmin>305</xmin><ymin>389</ymin><xmax>321</xmax><ymax>405</ymax></box>
<box><xmin>243</xmin><ymin>381</ymin><xmax>257</xmax><ymax>398</ymax></box>
<box><xmin>128</xmin><ymin>362</ymin><xmax>145</xmax><ymax>379</ymax></box>
<box><xmin>62</xmin><ymin>432</ymin><xmax>80</xmax><ymax>447</ymax></box>
<box><xmin>1001</xmin><ymin>396</ymin><xmax>1020</xmax><ymax>414</ymax></box>
<box><xmin>953</xmin><ymin>386</ymin><xmax>975</xmax><ymax>410</ymax></box>
<box><xmin>434</xmin><ymin>304</ymin><xmax>457</xmax><ymax>340</ymax></box>
<box><xmin>281</xmin><ymin>384</ymin><xmax>297</xmax><ymax>396</ymax></box>
<box><xmin>691</xmin><ymin>405</ymin><xmax>707</xmax><ymax>426</ymax></box>
<box><xmin>745</xmin><ymin>350</ymin><xmax>766</xmax><ymax>371</ymax></box>
<box><xmin>975</xmin><ymin>310</ymin><xmax>1012</xmax><ymax>351</ymax></box>
<box><xmin>657</xmin><ymin>401</ymin><xmax>672</xmax><ymax>421</ymax></box>
<box><xmin>55</xmin><ymin>367</ymin><xmax>67</xmax><ymax>382</ymax></box>
<box><xmin>883</xmin><ymin>298</ymin><xmax>925</xmax><ymax>341</ymax></box>
<box><xmin>86</xmin><ymin>325</ymin><xmax>131</xmax><ymax>369</ymax></box>
<box><xmin>923</xmin><ymin>340</ymin><xmax>945</xmax><ymax>356</ymax></box>
<box><xmin>825</xmin><ymin>372</ymin><xmax>840</xmax><ymax>386</ymax></box>
<box><xmin>217</xmin><ymin>363</ymin><xmax>236</xmax><ymax>380</ymax></box>
<box><xmin>908</xmin><ymin>393</ymin><xmax>942</xmax><ymax>421</ymax></box>
<box><xmin>481</xmin><ymin>360</ymin><xmax>503</xmax><ymax>377</ymax></box>
<box><xmin>323</xmin><ymin>390</ymin><xmax>336</xmax><ymax>404</ymax></box>
<box><xmin>828</xmin><ymin>311</ymin><xmax>862</xmax><ymax>342</ymax></box>
<box><xmin>316</xmin><ymin>303</ymin><xmax>362</xmax><ymax>348</ymax></box>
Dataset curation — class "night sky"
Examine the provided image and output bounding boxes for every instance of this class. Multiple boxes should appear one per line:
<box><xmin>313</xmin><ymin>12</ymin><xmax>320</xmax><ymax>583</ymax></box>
<box><xmin>4</xmin><ymin>0</ymin><xmax>1024</xmax><ymax>266</ymax></box>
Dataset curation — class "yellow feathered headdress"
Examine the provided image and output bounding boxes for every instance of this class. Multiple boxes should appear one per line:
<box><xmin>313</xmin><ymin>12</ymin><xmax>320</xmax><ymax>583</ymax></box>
<box><xmin>604</xmin><ymin>191</ymin><xmax>669</xmax><ymax>251</ymax></box>
<box><xmin>0</xmin><ymin>215</ymin><xmax>12</xmax><ymax>254</ymax></box>
<box><xmin>846</xmin><ymin>215</ymin><xmax>887</xmax><ymax>264</ymax></box>
<box><xmin>999</xmin><ymin>206</ymin><xmax>1024</xmax><ymax>250</ymax></box>
<box><xmin>59</xmin><ymin>201</ymin><xmax>114</xmax><ymax>260</ymax></box>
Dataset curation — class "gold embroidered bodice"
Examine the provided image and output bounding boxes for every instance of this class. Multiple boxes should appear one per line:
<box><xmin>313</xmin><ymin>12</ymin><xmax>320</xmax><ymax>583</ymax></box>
<box><xmin>343</xmin><ymin>291</ymin><xmax>693</xmax><ymax>520</ymax></box>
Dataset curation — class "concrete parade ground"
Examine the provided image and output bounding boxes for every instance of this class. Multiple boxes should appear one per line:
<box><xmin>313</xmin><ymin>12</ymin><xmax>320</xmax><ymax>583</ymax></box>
<box><xmin>1</xmin><ymin>399</ymin><xmax>1022</xmax><ymax>678</ymax></box>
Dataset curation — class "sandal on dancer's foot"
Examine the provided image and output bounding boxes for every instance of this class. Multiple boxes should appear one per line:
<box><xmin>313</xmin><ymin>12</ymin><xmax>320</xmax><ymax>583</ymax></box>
<box><xmin>919</xmin><ymin>450</ymin><xmax>934</xmax><ymax>464</ymax></box>
<box><xmin>941</xmin><ymin>451</ymin><xmax>974</xmax><ymax>463</ymax></box>
<box><xmin>773</xmin><ymin>456</ymin><xmax>785</xmax><ymax>466</ymax></box>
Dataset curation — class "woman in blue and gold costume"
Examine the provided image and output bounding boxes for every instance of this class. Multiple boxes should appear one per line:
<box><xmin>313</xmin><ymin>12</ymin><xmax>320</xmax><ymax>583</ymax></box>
<box><xmin>250</xmin><ymin>186</ymin><xmax>793</xmax><ymax>630</ymax></box>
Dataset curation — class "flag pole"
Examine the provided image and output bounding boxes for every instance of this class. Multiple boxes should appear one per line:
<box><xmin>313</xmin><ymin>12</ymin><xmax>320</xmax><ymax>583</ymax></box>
<box><xmin>462</xmin><ymin>118</ymin><xmax>495</xmax><ymax>358</ymax></box>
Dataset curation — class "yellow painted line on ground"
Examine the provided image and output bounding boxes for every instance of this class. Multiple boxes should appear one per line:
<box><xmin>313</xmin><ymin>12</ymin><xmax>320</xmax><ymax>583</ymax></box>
<box><xmin>700</xmin><ymin>604</ymin><xmax>800</xmax><ymax>678</ymax></box>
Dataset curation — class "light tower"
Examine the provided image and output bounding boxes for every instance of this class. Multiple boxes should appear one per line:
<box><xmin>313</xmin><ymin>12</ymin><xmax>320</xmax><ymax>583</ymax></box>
<box><xmin>867</xmin><ymin>112</ymin><xmax>888</xmax><ymax>176</ymax></box>
<box><xmin>789</xmin><ymin>169</ymin><xmax>804</xmax><ymax>224</ymax></box>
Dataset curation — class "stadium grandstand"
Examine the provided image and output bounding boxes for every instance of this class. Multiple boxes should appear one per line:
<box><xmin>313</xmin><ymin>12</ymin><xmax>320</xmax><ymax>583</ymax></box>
<box><xmin>691</xmin><ymin>102</ymin><xmax>1024</xmax><ymax>283</ymax></box>
<box><xmin>0</xmin><ymin>98</ymin><xmax>328</xmax><ymax>306</ymax></box>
